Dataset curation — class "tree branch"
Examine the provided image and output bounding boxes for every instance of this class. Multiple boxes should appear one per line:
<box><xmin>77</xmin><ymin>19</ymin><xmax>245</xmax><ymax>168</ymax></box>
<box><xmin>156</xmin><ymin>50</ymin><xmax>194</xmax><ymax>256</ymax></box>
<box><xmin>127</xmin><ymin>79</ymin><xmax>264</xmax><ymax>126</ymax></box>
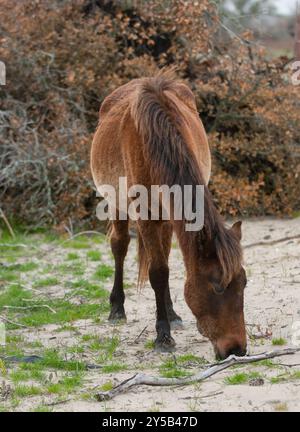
<box><xmin>95</xmin><ymin>348</ymin><xmax>300</xmax><ymax>401</ymax></box>
<box><xmin>244</xmin><ymin>234</ymin><xmax>300</xmax><ymax>249</ymax></box>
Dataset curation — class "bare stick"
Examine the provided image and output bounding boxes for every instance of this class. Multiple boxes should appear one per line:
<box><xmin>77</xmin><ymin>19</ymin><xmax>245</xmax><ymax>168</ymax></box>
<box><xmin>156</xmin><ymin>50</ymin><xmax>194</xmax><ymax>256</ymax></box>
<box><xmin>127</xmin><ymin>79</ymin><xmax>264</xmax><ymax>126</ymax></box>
<box><xmin>244</xmin><ymin>234</ymin><xmax>300</xmax><ymax>249</ymax></box>
<box><xmin>134</xmin><ymin>326</ymin><xmax>148</xmax><ymax>343</ymax></box>
<box><xmin>0</xmin><ymin>315</ymin><xmax>26</xmax><ymax>328</ymax></box>
<box><xmin>3</xmin><ymin>304</ymin><xmax>56</xmax><ymax>314</ymax></box>
<box><xmin>0</xmin><ymin>208</ymin><xmax>15</xmax><ymax>239</ymax></box>
<box><xmin>95</xmin><ymin>348</ymin><xmax>300</xmax><ymax>401</ymax></box>
<box><xmin>44</xmin><ymin>398</ymin><xmax>71</xmax><ymax>407</ymax></box>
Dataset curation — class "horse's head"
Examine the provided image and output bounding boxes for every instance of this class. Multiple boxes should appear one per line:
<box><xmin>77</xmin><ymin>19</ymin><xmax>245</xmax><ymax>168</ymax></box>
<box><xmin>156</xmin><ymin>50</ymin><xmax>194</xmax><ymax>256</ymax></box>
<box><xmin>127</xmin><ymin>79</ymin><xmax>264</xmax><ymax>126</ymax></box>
<box><xmin>184</xmin><ymin>221</ymin><xmax>247</xmax><ymax>360</ymax></box>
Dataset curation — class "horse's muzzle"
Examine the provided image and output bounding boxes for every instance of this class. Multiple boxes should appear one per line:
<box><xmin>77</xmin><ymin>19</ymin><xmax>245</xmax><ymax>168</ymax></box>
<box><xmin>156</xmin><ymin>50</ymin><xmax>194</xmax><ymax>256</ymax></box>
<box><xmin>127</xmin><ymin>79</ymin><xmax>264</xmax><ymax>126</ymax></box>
<box><xmin>214</xmin><ymin>338</ymin><xmax>247</xmax><ymax>360</ymax></box>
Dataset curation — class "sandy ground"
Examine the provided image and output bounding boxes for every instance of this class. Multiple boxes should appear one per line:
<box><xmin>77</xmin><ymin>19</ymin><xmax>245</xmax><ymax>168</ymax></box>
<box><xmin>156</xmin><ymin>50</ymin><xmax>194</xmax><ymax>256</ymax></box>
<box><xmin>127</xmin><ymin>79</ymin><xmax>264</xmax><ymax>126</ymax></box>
<box><xmin>2</xmin><ymin>218</ymin><xmax>300</xmax><ymax>412</ymax></box>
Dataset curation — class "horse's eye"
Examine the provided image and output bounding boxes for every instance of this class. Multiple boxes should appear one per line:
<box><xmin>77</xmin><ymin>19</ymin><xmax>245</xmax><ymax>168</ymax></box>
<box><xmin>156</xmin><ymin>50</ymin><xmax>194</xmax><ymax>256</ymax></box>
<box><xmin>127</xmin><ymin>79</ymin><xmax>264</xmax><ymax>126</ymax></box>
<box><xmin>212</xmin><ymin>282</ymin><xmax>225</xmax><ymax>295</ymax></box>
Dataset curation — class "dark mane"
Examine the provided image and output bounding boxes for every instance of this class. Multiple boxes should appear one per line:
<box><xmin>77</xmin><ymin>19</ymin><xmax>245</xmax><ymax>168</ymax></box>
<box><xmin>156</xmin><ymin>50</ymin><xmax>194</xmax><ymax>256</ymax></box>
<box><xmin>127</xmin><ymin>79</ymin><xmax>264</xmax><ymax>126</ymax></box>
<box><xmin>132</xmin><ymin>70</ymin><xmax>242</xmax><ymax>283</ymax></box>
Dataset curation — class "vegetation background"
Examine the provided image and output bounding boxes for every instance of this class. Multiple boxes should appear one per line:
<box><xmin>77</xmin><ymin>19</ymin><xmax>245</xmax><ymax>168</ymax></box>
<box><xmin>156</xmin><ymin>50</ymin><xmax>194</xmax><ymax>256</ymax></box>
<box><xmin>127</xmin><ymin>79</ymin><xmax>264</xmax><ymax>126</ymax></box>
<box><xmin>0</xmin><ymin>0</ymin><xmax>299</xmax><ymax>230</ymax></box>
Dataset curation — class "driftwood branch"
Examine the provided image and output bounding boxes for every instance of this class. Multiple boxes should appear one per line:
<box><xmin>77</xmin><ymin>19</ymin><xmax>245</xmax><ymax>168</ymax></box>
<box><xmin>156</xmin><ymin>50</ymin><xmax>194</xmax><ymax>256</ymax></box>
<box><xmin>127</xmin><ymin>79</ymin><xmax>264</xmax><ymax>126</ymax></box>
<box><xmin>244</xmin><ymin>234</ymin><xmax>300</xmax><ymax>249</ymax></box>
<box><xmin>95</xmin><ymin>348</ymin><xmax>300</xmax><ymax>401</ymax></box>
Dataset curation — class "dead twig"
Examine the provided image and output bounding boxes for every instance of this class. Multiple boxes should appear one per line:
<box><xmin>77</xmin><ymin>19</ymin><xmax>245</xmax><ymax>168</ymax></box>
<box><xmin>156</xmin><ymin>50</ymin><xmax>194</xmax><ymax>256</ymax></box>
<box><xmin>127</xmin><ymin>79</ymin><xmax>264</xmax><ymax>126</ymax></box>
<box><xmin>95</xmin><ymin>348</ymin><xmax>300</xmax><ymax>401</ymax></box>
<box><xmin>0</xmin><ymin>208</ymin><xmax>15</xmax><ymax>239</ymax></box>
<box><xmin>0</xmin><ymin>315</ymin><xmax>26</xmax><ymax>328</ymax></box>
<box><xmin>44</xmin><ymin>398</ymin><xmax>71</xmax><ymax>407</ymax></box>
<box><xmin>2</xmin><ymin>304</ymin><xmax>56</xmax><ymax>314</ymax></box>
<box><xmin>134</xmin><ymin>326</ymin><xmax>148</xmax><ymax>344</ymax></box>
<box><xmin>244</xmin><ymin>234</ymin><xmax>300</xmax><ymax>249</ymax></box>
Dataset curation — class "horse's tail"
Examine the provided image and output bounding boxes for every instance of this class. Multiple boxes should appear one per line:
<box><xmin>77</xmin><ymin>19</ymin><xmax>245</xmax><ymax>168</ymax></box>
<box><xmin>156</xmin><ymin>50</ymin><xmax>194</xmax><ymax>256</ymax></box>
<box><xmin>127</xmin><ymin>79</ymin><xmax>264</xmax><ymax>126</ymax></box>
<box><xmin>137</xmin><ymin>231</ymin><xmax>149</xmax><ymax>288</ymax></box>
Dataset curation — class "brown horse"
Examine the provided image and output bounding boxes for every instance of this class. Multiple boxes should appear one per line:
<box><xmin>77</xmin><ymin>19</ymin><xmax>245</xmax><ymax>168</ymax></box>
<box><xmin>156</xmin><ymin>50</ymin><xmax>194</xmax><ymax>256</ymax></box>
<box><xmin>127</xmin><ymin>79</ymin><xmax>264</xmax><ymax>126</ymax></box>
<box><xmin>91</xmin><ymin>70</ymin><xmax>247</xmax><ymax>359</ymax></box>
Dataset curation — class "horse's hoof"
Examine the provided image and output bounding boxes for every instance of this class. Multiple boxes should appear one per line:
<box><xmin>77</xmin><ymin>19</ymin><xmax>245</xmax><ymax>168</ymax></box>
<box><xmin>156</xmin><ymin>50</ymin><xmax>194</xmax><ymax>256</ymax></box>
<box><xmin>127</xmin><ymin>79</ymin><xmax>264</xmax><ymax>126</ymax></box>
<box><xmin>108</xmin><ymin>309</ymin><xmax>127</xmax><ymax>323</ymax></box>
<box><xmin>170</xmin><ymin>319</ymin><xmax>184</xmax><ymax>330</ymax></box>
<box><xmin>154</xmin><ymin>334</ymin><xmax>176</xmax><ymax>352</ymax></box>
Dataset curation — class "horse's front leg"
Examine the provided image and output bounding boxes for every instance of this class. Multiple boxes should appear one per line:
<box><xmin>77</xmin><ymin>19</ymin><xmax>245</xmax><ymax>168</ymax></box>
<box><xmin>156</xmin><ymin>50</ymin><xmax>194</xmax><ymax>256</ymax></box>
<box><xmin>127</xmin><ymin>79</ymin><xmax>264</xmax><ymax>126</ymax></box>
<box><xmin>138</xmin><ymin>221</ymin><xmax>175</xmax><ymax>352</ymax></box>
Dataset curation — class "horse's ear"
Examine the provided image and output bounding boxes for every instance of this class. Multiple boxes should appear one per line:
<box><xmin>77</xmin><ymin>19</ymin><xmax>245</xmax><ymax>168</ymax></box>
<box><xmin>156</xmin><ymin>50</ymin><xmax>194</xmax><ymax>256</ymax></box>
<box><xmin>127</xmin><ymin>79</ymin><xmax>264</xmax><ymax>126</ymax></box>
<box><xmin>231</xmin><ymin>221</ymin><xmax>242</xmax><ymax>241</ymax></box>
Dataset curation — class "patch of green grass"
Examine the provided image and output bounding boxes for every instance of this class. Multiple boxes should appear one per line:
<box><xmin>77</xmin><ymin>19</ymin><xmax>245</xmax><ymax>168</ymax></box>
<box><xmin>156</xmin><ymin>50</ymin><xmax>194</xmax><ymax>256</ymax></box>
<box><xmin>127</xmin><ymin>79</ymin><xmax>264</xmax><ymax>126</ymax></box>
<box><xmin>66</xmin><ymin>252</ymin><xmax>80</xmax><ymax>260</ymax></box>
<box><xmin>57</xmin><ymin>263</ymin><xmax>85</xmax><ymax>276</ymax></box>
<box><xmin>10</xmin><ymin>370</ymin><xmax>32</xmax><ymax>383</ymax></box>
<box><xmin>102</xmin><ymin>363</ymin><xmax>128</xmax><ymax>373</ymax></box>
<box><xmin>0</xmin><ymin>359</ymin><xmax>7</xmax><ymax>376</ymax></box>
<box><xmin>96</xmin><ymin>336</ymin><xmax>120</xmax><ymax>361</ymax></box>
<box><xmin>225</xmin><ymin>371</ymin><xmax>262</xmax><ymax>385</ymax></box>
<box><xmin>100</xmin><ymin>380</ymin><xmax>113</xmax><ymax>391</ymax></box>
<box><xmin>10</xmin><ymin>367</ymin><xmax>45</xmax><ymax>383</ymax></box>
<box><xmin>93</xmin><ymin>264</ymin><xmax>114</xmax><ymax>281</ymax></box>
<box><xmin>0</xmin><ymin>342</ymin><xmax>23</xmax><ymax>358</ymax></box>
<box><xmin>144</xmin><ymin>340</ymin><xmax>155</xmax><ymax>350</ymax></box>
<box><xmin>32</xmin><ymin>405</ymin><xmax>53</xmax><ymax>412</ymax></box>
<box><xmin>28</xmin><ymin>340</ymin><xmax>44</xmax><ymax>349</ymax></box>
<box><xmin>252</xmin><ymin>359</ymin><xmax>279</xmax><ymax>369</ymax></box>
<box><xmin>272</xmin><ymin>338</ymin><xmax>287</xmax><ymax>346</ymax></box>
<box><xmin>176</xmin><ymin>354</ymin><xmax>207</xmax><ymax>365</ymax></box>
<box><xmin>19</xmin><ymin>362</ymin><xmax>44</xmax><ymax>373</ymax></box>
<box><xmin>67</xmin><ymin>279</ymin><xmax>108</xmax><ymax>299</ymax></box>
<box><xmin>47</xmin><ymin>373</ymin><xmax>83</xmax><ymax>394</ymax></box>
<box><xmin>159</xmin><ymin>358</ymin><xmax>192</xmax><ymax>379</ymax></box>
<box><xmin>81</xmin><ymin>334</ymin><xmax>95</xmax><ymax>342</ymax></box>
<box><xmin>63</xmin><ymin>238</ymin><xmax>90</xmax><ymax>249</ymax></box>
<box><xmin>0</xmin><ymin>268</ymin><xmax>19</xmax><ymax>282</ymax></box>
<box><xmin>6</xmin><ymin>335</ymin><xmax>24</xmax><ymax>344</ymax></box>
<box><xmin>40</xmin><ymin>349</ymin><xmax>86</xmax><ymax>371</ymax></box>
<box><xmin>68</xmin><ymin>344</ymin><xmax>85</xmax><ymax>354</ymax></box>
<box><xmin>4</xmin><ymin>256</ymin><xmax>17</xmax><ymax>263</ymax></box>
<box><xmin>33</xmin><ymin>277</ymin><xmax>59</xmax><ymax>288</ymax></box>
<box><xmin>17</xmin><ymin>262</ymin><xmax>38</xmax><ymax>272</ymax></box>
<box><xmin>14</xmin><ymin>384</ymin><xmax>43</xmax><ymax>398</ymax></box>
<box><xmin>17</xmin><ymin>299</ymin><xmax>109</xmax><ymax>328</ymax></box>
<box><xmin>0</xmin><ymin>404</ymin><xmax>8</xmax><ymax>412</ymax></box>
<box><xmin>270</xmin><ymin>371</ymin><xmax>300</xmax><ymax>384</ymax></box>
<box><xmin>0</xmin><ymin>284</ymin><xmax>31</xmax><ymax>309</ymax></box>
<box><xmin>87</xmin><ymin>250</ymin><xmax>102</xmax><ymax>261</ymax></box>
<box><xmin>91</xmin><ymin>235</ymin><xmax>105</xmax><ymax>244</ymax></box>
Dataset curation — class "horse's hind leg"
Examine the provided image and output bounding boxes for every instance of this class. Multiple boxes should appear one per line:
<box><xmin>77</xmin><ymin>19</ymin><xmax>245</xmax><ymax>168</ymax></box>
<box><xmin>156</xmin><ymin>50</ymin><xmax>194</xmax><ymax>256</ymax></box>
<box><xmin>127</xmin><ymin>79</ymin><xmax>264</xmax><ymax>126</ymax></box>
<box><xmin>161</xmin><ymin>223</ymin><xmax>183</xmax><ymax>329</ymax></box>
<box><xmin>108</xmin><ymin>219</ymin><xmax>130</xmax><ymax>322</ymax></box>
<box><xmin>138</xmin><ymin>221</ymin><xmax>175</xmax><ymax>352</ymax></box>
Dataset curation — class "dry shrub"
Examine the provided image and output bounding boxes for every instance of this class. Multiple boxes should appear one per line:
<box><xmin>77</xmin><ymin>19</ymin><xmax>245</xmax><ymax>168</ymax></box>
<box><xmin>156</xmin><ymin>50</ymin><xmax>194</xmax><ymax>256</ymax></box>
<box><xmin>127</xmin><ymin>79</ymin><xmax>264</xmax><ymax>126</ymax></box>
<box><xmin>0</xmin><ymin>0</ymin><xmax>299</xmax><ymax>228</ymax></box>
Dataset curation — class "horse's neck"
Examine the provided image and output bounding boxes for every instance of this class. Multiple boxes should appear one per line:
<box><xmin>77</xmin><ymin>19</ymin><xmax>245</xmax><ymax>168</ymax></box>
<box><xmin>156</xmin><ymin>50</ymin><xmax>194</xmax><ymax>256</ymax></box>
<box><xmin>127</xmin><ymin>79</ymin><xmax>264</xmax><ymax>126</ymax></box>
<box><xmin>174</xmin><ymin>223</ymin><xmax>200</xmax><ymax>274</ymax></box>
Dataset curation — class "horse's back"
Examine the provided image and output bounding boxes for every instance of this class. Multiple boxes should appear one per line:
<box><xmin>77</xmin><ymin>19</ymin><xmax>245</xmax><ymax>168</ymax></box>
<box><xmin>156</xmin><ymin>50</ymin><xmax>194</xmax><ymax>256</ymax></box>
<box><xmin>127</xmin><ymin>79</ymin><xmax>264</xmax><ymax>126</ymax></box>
<box><xmin>91</xmin><ymin>74</ymin><xmax>211</xmax><ymax>193</ymax></box>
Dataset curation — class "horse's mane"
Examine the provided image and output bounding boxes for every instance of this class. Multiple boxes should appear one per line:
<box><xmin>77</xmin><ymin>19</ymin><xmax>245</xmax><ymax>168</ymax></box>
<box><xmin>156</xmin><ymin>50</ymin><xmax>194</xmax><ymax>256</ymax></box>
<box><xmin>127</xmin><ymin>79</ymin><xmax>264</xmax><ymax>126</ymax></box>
<box><xmin>131</xmin><ymin>69</ymin><xmax>242</xmax><ymax>284</ymax></box>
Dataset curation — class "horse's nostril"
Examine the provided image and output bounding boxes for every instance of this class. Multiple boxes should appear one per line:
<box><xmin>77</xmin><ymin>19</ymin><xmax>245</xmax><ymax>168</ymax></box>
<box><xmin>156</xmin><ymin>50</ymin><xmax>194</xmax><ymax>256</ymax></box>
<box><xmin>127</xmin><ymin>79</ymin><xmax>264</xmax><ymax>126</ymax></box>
<box><xmin>215</xmin><ymin>341</ymin><xmax>247</xmax><ymax>360</ymax></box>
<box><xmin>227</xmin><ymin>345</ymin><xmax>247</xmax><ymax>357</ymax></box>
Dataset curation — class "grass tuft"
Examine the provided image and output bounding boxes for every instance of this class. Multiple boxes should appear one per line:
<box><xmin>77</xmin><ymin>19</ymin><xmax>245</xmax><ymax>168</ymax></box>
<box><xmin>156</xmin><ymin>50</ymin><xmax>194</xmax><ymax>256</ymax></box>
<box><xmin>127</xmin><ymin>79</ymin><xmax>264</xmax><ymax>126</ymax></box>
<box><xmin>272</xmin><ymin>338</ymin><xmax>287</xmax><ymax>346</ymax></box>
<box><xmin>225</xmin><ymin>371</ymin><xmax>262</xmax><ymax>385</ymax></box>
